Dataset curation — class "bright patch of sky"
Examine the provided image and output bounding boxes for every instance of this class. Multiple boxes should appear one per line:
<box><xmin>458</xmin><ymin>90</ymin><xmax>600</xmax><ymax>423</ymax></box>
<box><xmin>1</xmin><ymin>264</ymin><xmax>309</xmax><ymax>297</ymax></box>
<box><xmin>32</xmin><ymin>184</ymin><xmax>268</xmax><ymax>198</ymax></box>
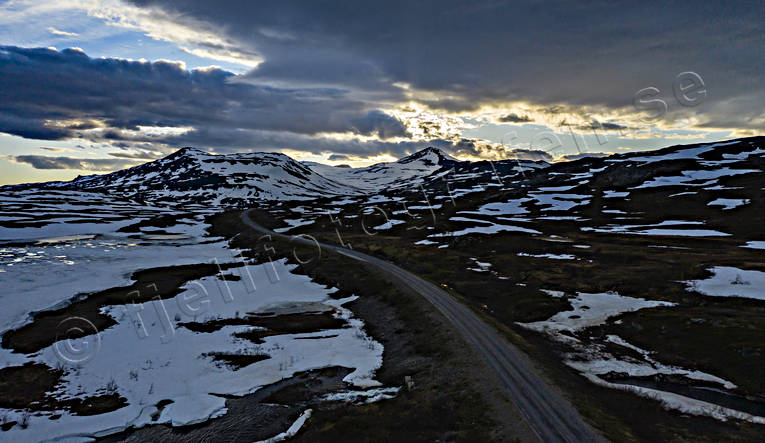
<box><xmin>460</xmin><ymin>121</ymin><xmax>733</xmax><ymax>159</ymax></box>
<box><xmin>0</xmin><ymin>1</ymin><xmax>253</xmax><ymax>73</ymax></box>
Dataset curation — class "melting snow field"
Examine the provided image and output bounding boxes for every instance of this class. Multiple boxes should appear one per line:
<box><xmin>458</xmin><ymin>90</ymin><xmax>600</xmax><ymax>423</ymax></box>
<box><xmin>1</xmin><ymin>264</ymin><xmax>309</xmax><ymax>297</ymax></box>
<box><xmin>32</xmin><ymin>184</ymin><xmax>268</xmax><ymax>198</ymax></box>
<box><xmin>685</xmin><ymin>266</ymin><xmax>765</xmax><ymax>301</ymax></box>
<box><xmin>632</xmin><ymin>168</ymin><xmax>759</xmax><ymax>189</ymax></box>
<box><xmin>0</xmin><ymin>204</ymin><xmax>388</xmax><ymax>440</ymax></box>
<box><xmin>0</xmin><ymin>259</ymin><xmax>385</xmax><ymax>441</ymax></box>
<box><xmin>273</xmin><ymin>218</ymin><xmax>315</xmax><ymax>233</ymax></box>
<box><xmin>475</xmin><ymin>198</ymin><xmax>531</xmax><ymax>215</ymax></box>
<box><xmin>623</xmin><ymin>141</ymin><xmax>739</xmax><ymax>164</ymax></box>
<box><xmin>518</xmin><ymin>291</ymin><xmax>675</xmax><ymax>334</ymax></box>
<box><xmin>707</xmin><ymin>198</ymin><xmax>751</xmax><ymax>210</ymax></box>
<box><xmin>581</xmin><ymin>220</ymin><xmax>730</xmax><ymax>237</ymax></box>
<box><xmin>519</xmin><ymin>289</ymin><xmax>765</xmax><ymax>424</ymax></box>
<box><xmin>429</xmin><ymin>217</ymin><xmax>541</xmax><ymax>237</ymax></box>
<box><xmin>528</xmin><ymin>192</ymin><xmax>590</xmax><ymax>212</ymax></box>
<box><xmin>0</xmin><ymin>237</ymin><xmax>241</xmax><ymax>334</ymax></box>
<box><xmin>517</xmin><ymin>252</ymin><xmax>577</xmax><ymax>260</ymax></box>
<box><xmin>372</xmin><ymin>219</ymin><xmax>405</xmax><ymax>230</ymax></box>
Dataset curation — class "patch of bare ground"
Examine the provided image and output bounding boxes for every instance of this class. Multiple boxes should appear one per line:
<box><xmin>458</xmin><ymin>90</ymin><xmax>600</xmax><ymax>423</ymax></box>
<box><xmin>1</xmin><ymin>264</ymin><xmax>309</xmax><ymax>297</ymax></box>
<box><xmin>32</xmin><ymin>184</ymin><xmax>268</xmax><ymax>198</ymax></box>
<box><xmin>0</xmin><ymin>363</ymin><xmax>127</xmax><ymax>429</ymax></box>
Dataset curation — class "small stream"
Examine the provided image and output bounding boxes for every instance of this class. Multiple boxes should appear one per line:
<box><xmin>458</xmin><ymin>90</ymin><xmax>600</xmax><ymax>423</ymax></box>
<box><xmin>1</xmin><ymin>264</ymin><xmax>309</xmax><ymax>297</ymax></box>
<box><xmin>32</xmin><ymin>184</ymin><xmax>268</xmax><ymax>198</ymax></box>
<box><xmin>611</xmin><ymin>377</ymin><xmax>765</xmax><ymax>417</ymax></box>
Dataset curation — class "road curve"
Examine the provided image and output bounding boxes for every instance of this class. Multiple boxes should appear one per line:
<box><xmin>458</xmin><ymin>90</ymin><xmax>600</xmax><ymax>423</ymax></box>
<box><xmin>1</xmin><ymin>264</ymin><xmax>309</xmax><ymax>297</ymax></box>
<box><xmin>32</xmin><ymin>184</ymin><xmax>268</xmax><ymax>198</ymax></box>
<box><xmin>242</xmin><ymin>210</ymin><xmax>603</xmax><ymax>443</ymax></box>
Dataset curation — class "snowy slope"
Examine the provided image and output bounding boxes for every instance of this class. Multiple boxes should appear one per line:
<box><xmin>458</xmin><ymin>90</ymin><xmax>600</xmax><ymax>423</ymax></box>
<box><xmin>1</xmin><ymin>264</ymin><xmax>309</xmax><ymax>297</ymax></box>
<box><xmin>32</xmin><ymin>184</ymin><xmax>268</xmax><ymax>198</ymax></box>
<box><xmin>53</xmin><ymin>148</ymin><xmax>362</xmax><ymax>205</ymax></box>
<box><xmin>11</xmin><ymin>147</ymin><xmax>470</xmax><ymax>207</ymax></box>
<box><xmin>5</xmin><ymin>137</ymin><xmax>761</xmax><ymax>210</ymax></box>
<box><xmin>304</xmin><ymin>147</ymin><xmax>461</xmax><ymax>192</ymax></box>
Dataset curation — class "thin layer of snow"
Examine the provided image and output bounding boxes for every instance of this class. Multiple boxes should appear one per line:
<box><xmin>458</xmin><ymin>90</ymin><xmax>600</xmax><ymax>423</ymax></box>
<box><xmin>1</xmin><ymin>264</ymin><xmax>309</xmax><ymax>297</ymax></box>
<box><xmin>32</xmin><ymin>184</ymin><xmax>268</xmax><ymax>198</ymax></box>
<box><xmin>603</xmin><ymin>190</ymin><xmax>629</xmax><ymax>198</ymax></box>
<box><xmin>634</xmin><ymin>229</ymin><xmax>730</xmax><ymax>237</ymax></box>
<box><xmin>372</xmin><ymin>219</ymin><xmax>405</xmax><ymax>230</ymax></box>
<box><xmin>722</xmin><ymin>147</ymin><xmax>765</xmax><ymax>160</ymax></box>
<box><xmin>574</xmin><ymin>371</ymin><xmax>764</xmax><ymax>425</ymax></box>
<box><xmin>707</xmin><ymin>198</ymin><xmax>750</xmax><ymax>210</ymax></box>
<box><xmin>0</xmin><ymin>260</ymin><xmax>385</xmax><ymax>441</ymax></box>
<box><xmin>537</xmin><ymin>216</ymin><xmax>588</xmax><ymax>221</ymax></box>
<box><xmin>517</xmin><ymin>253</ymin><xmax>577</xmax><ymax>260</ymax></box>
<box><xmin>274</xmin><ymin>218</ymin><xmax>315</xmax><ymax>233</ymax></box>
<box><xmin>430</xmin><ymin>218</ymin><xmax>541</xmax><ymax>237</ymax></box>
<box><xmin>0</xmin><ymin>219</ymin><xmax>141</xmax><ymax>242</ymax></box>
<box><xmin>256</xmin><ymin>409</ymin><xmax>313</xmax><ymax>443</ymax></box>
<box><xmin>519</xmin><ymin>291</ymin><xmax>675</xmax><ymax>334</ymax></box>
<box><xmin>539</xmin><ymin>185</ymin><xmax>577</xmax><ymax>192</ymax></box>
<box><xmin>529</xmin><ymin>193</ymin><xmax>591</xmax><ymax>212</ymax></box>
<box><xmin>0</xmin><ymin>235</ymin><xmax>239</xmax><ymax>334</ymax></box>
<box><xmin>569</xmin><ymin>354</ymin><xmax>736</xmax><ymax>390</ymax></box>
<box><xmin>526</xmin><ymin>298</ymin><xmax>758</xmax><ymax>423</ymax></box>
<box><xmin>581</xmin><ymin>220</ymin><xmax>729</xmax><ymax>237</ymax></box>
<box><xmin>476</xmin><ymin>198</ymin><xmax>531</xmax><ymax>215</ymax></box>
<box><xmin>365</xmin><ymin>195</ymin><xmax>403</xmax><ymax>204</ymax></box>
<box><xmin>685</xmin><ymin>267</ymin><xmax>765</xmax><ymax>301</ymax></box>
<box><xmin>306</xmin><ymin>148</ymin><xmax>452</xmax><ymax>193</ymax></box>
<box><xmin>407</xmin><ymin>204</ymin><xmax>442</xmax><ymax>210</ymax></box>
<box><xmin>742</xmin><ymin>241</ymin><xmax>765</xmax><ymax>250</ymax></box>
<box><xmin>633</xmin><ymin>168</ymin><xmax>759</xmax><ymax>189</ymax></box>
<box><xmin>625</xmin><ymin>141</ymin><xmax>739</xmax><ymax>164</ymax></box>
<box><xmin>320</xmin><ymin>387</ymin><xmax>400</xmax><ymax>404</ymax></box>
<box><xmin>704</xmin><ymin>185</ymin><xmax>744</xmax><ymax>191</ymax></box>
<box><xmin>467</xmin><ymin>258</ymin><xmax>492</xmax><ymax>272</ymax></box>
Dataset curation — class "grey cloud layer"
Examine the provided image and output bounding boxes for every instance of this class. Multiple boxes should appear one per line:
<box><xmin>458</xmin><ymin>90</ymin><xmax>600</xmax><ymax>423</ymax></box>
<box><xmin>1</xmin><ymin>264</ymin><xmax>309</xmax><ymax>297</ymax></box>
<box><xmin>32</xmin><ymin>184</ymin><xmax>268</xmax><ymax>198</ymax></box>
<box><xmin>1</xmin><ymin>46</ymin><xmax>523</xmax><ymax>164</ymax></box>
<box><xmin>0</xmin><ymin>46</ymin><xmax>408</xmax><ymax>143</ymax></box>
<box><xmin>11</xmin><ymin>155</ymin><xmax>140</xmax><ymax>171</ymax></box>
<box><xmin>2</xmin><ymin>1</ymin><xmax>763</xmax><ymax>170</ymax></box>
<box><xmin>127</xmin><ymin>0</ymin><xmax>765</xmax><ymax>127</ymax></box>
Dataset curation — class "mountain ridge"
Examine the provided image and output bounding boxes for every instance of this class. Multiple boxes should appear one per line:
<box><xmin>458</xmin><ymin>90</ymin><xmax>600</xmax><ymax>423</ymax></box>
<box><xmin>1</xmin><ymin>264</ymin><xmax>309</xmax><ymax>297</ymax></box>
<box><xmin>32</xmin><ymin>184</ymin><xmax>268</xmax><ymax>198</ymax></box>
<box><xmin>4</xmin><ymin>138</ymin><xmax>763</xmax><ymax>207</ymax></box>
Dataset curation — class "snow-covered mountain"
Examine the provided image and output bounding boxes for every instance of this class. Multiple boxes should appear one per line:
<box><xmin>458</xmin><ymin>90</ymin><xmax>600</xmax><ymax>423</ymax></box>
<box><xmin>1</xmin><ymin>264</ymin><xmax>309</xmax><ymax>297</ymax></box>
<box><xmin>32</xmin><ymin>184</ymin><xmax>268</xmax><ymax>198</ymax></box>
<box><xmin>14</xmin><ymin>148</ymin><xmax>354</xmax><ymax>205</ymax></box>
<box><xmin>8</xmin><ymin>138</ymin><xmax>760</xmax><ymax>209</ymax></box>
<box><xmin>6</xmin><ymin>146</ymin><xmax>544</xmax><ymax>206</ymax></box>
<box><xmin>305</xmin><ymin>147</ymin><xmax>462</xmax><ymax>192</ymax></box>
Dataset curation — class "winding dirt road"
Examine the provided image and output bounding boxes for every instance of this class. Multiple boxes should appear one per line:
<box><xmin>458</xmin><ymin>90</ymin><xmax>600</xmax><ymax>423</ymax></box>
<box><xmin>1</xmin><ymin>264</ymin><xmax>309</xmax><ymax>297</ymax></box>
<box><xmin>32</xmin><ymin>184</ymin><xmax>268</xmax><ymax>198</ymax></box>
<box><xmin>242</xmin><ymin>210</ymin><xmax>603</xmax><ymax>443</ymax></box>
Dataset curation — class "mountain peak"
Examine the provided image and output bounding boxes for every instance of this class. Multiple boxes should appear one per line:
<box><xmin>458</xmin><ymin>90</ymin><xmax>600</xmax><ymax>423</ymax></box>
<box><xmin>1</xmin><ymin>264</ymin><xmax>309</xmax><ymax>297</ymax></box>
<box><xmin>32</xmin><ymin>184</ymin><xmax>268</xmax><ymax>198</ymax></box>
<box><xmin>174</xmin><ymin>147</ymin><xmax>209</xmax><ymax>156</ymax></box>
<box><xmin>398</xmin><ymin>147</ymin><xmax>458</xmax><ymax>164</ymax></box>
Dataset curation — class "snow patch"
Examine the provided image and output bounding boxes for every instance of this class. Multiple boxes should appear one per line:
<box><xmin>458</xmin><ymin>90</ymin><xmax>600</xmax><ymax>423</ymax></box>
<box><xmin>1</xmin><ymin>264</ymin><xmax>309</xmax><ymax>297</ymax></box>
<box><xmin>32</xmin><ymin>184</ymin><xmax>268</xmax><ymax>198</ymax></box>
<box><xmin>685</xmin><ymin>266</ymin><xmax>765</xmax><ymax>301</ymax></box>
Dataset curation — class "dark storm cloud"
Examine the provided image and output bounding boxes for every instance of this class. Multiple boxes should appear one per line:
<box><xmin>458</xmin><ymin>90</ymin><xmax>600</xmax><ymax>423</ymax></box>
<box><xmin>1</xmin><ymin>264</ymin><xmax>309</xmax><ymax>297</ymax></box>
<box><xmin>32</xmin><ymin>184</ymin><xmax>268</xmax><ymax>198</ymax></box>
<box><xmin>575</xmin><ymin>121</ymin><xmax>629</xmax><ymax>131</ymax></box>
<box><xmin>558</xmin><ymin>152</ymin><xmax>608</xmax><ymax>162</ymax></box>
<box><xmin>422</xmin><ymin>138</ymin><xmax>552</xmax><ymax>162</ymax></box>
<box><xmin>108</xmin><ymin>151</ymin><xmax>162</xmax><ymax>160</ymax></box>
<box><xmin>351</xmin><ymin>110</ymin><xmax>410</xmax><ymax>139</ymax></box>
<box><xmin>126</xmin><ymin>0</ymin><xmax>765</xmax><ymax>127</ymax></box>
<box><xmin>503</xmin><ymin>149</ymin><xmax>553</xmax><ymax>163</ymax></box>
<box><xmin>11</xmin><ymin>155</ymin><xmax>140</xmax><ymax>171</ymax></box>
<box><xmin>132</xmin><ymin>124</ymin><xmax>506</xmax><ymax>161</ymax></box>
<box><xmin>499</xmin><ymin>113</ymin><xmax>533</xmax><ymax>123</ymax></box>
<box><xmin>0</xmin><ymin>115</ymin><xmax>72</xmax><ymax>140</ymax></box>
<box><xmin>0</xmin><ymin>46</ymin><xmax>408</xmax><ymax>146</ymax></box>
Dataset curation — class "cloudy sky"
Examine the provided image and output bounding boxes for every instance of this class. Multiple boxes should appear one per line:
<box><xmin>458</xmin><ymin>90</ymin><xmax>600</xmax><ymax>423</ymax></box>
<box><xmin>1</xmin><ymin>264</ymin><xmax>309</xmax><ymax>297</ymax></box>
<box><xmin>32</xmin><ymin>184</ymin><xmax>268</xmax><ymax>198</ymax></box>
<box><xmin>0</xmin><ymin>0</ymin><xmax>762</xmax><ymax>184</ymax></box>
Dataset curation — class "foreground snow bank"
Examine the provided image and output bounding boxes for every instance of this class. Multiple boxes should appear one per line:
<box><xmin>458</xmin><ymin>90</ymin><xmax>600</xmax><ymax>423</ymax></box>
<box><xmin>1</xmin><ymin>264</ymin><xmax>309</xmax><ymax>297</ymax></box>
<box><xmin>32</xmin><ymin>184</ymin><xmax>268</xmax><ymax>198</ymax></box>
<box><xmin>685</xmin><ymin>266</ymin><xmax>765</xmax><ymax>301</ymax></box>
<box><xmin>0</xmin><ymin>257</ymin><xmax>386</xmax><ymax>440</ymax></box>
<box><xmin>518</xmin><ymin>291</ymin><xmax>674</xmax><ymax>334</ymax></box>
<box><xmin>519</xmin><ymin>289</ymin><xmax>765</xmax><ymax>424</ymax></box>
